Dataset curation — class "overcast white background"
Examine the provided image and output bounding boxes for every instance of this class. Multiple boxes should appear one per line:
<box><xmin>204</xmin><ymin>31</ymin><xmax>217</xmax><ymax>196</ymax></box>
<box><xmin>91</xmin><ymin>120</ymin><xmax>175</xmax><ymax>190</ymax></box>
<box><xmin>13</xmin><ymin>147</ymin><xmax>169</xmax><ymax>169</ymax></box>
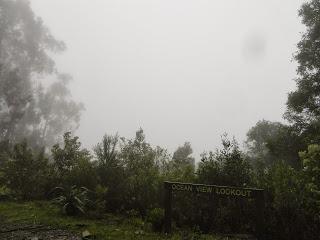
<box><xmin>31</xmin><ymin>0</ymin><xmax>305</xmax><ymax>159</ymax></box>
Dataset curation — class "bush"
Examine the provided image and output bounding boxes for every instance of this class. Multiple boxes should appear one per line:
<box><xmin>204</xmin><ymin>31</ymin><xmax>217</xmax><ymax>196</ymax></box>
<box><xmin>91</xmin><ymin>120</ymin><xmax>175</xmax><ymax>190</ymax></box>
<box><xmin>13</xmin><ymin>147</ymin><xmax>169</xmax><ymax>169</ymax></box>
<box><xmin>51</xmin><ymin>185</ymin><xmax>89</xmax><ymax>216</ymax></box>
<box><xmin>146</xmin><ymin>208</ymin><xmax>164</xmax><ymax>232</ymax></box>
<box><xmin>2</xmin><ymin>141</ymin><xmax>50</xmax><ymax>200</ymax></box>
<box><xmin>119</xmin><ymin>129</ymin><xmax>163</xmax><ymax>215</ymax></box>
<box><xmin>85</xmin><ymin>184</ymin><xmax>108</xmax><ymax>219</ymax></box>
<box><xmin>0</xmin><ymin>186</ymin><xmax>12</xmax><ymax>201</ymax></box>
<box><xmin>255</xmin><ymin>162</ymin><xmax>307</xmax><ymax>240</ymax></box>
<box><xmin>51</xmin><ymin>132</ymin><xmax>97</xmax><ymax>190</ymax></box>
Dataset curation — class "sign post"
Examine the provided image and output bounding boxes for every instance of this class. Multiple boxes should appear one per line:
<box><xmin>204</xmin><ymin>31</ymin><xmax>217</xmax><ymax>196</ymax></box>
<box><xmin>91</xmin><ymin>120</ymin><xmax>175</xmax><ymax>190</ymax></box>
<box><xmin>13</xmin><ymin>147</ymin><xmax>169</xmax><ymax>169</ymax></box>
<box><xmin>164</xmin><ymin>181</ymin><xmax>172</xmax><ymax>234</ymax></box>
<box><xmin>163</xmin><ymin>181</ymin><xmax>265</xmax><ymax>239</ymax></box>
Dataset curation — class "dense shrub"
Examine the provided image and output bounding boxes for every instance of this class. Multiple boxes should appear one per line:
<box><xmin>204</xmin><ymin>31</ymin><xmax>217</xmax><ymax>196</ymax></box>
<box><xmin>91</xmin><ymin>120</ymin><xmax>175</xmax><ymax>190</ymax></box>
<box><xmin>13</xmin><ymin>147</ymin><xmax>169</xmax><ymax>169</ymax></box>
<box><xmin>117</xmin><ymin>129</ymin><xmax>165</xmax><ymax>215</ymax></box>
<box><xmin>1</xmin><ymin>129</ymin><xmax>320</xmax><ymax>239</ymax></box>
<box><xmin>51</xmin><ymin>132</ymin><xmax>97</xmax><ymax>190</ymax></box>
<box><xmin>146</xmin><ymin>208</ymin><xmax>164</xmax><ymax>232</ymax></box>
<box><xmin>94</xmin><ymin>134</ymin><xmax>126</xmax><ymax>212</ymax></box>
<box><xmin>195</xmin><ymin>136</ymin><xmax>253</xmax><ymax>233</ymax></box>
<box><xmin>1</xmin><ymin>141</ymin><xmax>50</xmax><ymax>200</ymax></box>
<box><xmin>197</xmin><ymin>135</ymin><xmax>252</xmax><ymax>187</ymax></box>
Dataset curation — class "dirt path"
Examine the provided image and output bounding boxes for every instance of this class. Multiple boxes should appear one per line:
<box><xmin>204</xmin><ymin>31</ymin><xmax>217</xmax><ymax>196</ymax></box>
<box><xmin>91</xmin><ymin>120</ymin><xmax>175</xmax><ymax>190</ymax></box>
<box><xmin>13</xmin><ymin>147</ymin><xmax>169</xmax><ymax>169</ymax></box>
<box><xmin>0</xmin><ymin>222</ymin><xmax>81</xmax><ymax>240</ymax></box>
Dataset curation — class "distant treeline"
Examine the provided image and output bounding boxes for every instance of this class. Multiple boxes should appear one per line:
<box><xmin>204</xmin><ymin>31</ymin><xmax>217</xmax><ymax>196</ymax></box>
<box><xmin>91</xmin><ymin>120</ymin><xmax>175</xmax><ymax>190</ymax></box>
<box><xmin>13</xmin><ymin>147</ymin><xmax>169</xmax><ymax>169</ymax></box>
<box><xmin>1</xmin><ymin>1</ymin><xmax>320</xmax><ymax>240</ymax></box>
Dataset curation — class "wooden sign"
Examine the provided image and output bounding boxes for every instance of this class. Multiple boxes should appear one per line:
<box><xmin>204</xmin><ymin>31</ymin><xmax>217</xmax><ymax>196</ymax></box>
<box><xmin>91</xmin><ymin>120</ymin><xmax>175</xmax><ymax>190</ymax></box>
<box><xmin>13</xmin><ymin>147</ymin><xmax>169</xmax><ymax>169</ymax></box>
<box><xmin>164</xmin><ymin>181</ymin><xmax>265</xmax><ymax>239</ymax></box>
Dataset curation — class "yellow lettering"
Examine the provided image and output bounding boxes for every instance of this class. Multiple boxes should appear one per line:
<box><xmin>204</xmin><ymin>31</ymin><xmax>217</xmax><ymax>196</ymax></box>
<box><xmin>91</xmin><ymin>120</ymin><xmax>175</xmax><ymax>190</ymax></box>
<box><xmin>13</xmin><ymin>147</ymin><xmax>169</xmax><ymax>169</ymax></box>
<box><xmin>230</xmin><ymin>189</ymin><xmax>236</xmax><ymax>196</ymax></box>
<box><xmin>171</xmin><ymin>183</ymin><xmax>255</xmax><ymax>198</ymax></box>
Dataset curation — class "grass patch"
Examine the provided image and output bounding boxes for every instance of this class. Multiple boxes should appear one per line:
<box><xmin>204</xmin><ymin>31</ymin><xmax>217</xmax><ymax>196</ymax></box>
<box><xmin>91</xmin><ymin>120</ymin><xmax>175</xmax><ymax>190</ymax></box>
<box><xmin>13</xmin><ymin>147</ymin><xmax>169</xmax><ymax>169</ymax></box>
<box><xmin>0</xmin><ymin>201</ymin><xmax>218</xmax><ymax>240</ymax></box>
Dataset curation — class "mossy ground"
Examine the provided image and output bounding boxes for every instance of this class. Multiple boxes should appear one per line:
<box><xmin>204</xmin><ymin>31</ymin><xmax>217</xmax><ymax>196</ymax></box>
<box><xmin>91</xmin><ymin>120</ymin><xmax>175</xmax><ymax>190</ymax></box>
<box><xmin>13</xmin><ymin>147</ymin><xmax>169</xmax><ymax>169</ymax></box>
<box><xmin>0</xmin><ymin>201</ymin><xmax>220</xmax><ymax>240</ymax></box>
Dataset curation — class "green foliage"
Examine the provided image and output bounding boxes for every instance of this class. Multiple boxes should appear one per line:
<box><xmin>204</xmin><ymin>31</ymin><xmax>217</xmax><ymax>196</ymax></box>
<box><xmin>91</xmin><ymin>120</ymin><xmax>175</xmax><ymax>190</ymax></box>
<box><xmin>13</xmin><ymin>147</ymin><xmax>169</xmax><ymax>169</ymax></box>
<box><xmin>119</xmin><ymin>129</ymin><xmax>163</xmax><ymax>215</ymax></box>
<box><xmin>266</xmin><ymin>125</ymin><xmax>305</xmax><ymax>169</ymax></box>
<box><xmin>195</xmin><ymin>135</ymin><xmax>253</xmax><ymax>234</ymax></box>
<box><xmin>246</xmin><ymin>120</ymin><xmax>305</xmax><ymax>169</ymax></box>
<box><xmin>300</xmin><ymin>144</ymin><xmax>320</xmax><ymax>213</ymax></box>
<box><xmin>198</xmin><ymin>134</ymin><xmax>252</xmax><ymax>187</ymax></box>
<box><xmin>146</xmin><ymin>208</ymin><xmax>164</xmax><ymax>232</ymax></box>
<box><xmin>286</xmin><ymin>0</ymin><xmax>320</xmax><ymax>140</ymax></box>
<box><xmin>94</xmin><ymin>134</ymin><xmax>125</xmax><ymax>211</ymax></box>
<box><xmin>254</xmin><ymin>161</ymin><xmax>314</xmax><ymax>240</ymax></box>
<box><xmin>165</xmin><ymin>142</ymin><xmax>196</xmax><ymax>183</ymax></box>
<box><xmin>51</xmin><ymin>132</ymin><xmax>96</xmax><ymax>189</ymax></box>
<box><xmin>1</xmin><ymin>141</ymin><xmax>49</xmax><ymax>200</ymax></box>
<box><xmin>0</xmin><ymin>201</ymin><xmax>220</xmax><ymax>240</ymax></box>
<box><xmin>51</xmin><ymin>185</ymin><xmax>89</xmax><ymax>216</ymax></box>
<box><xmin>85</xmin><ymin>184</ymin><xmax>108</xmax><ymax>218</ymax></box>
<box><xmin>0</xmin><ymin>185</ymin><xmax>11</xmax><ymax>201</ymax></box>
<box><xmin>1</xmin><ymin>127</ymin><xmax>320</xmax><ymax>239</ymax></box>
<box><xmin>172</xmin><ymin>142</ymin><xmax>195</xmax><ymax>168</ymax></box>
<box><xmin>93</xmin><ymin>129</ymin><xmax>172</xmax><ymax>216</ymax></box>
<box><xmin>246</xmin><ymin>120</ymin><xmax>283</xmax><ymax>167</ymax></box>
<box><xmin>242</xmin><ymin>2</ymin><xmax>320</xmax><ymax>238</ymax></box>
<box><xmin>3</xmin><ymin>1</ymin><xmax>320</xmax><ymax>239</ymax></box>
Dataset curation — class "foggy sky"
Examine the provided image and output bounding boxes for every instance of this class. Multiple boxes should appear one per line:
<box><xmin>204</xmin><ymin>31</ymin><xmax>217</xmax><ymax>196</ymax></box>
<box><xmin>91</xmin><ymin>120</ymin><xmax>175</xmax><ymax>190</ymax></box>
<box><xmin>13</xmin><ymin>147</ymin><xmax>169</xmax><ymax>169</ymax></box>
<box><xmin>31</xmin><ymin>0</ymin><xmax>305</xmax><ymax>159</ymax></box>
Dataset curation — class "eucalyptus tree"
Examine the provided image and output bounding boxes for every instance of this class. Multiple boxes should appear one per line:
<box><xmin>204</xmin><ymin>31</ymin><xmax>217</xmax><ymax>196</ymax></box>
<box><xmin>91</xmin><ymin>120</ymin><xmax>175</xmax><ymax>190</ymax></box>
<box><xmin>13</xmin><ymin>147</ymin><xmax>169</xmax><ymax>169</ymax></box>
<box><xmin>0</xmin><ymin>0</ymin><xmax>83</xmax><ymax>148</ymax></box>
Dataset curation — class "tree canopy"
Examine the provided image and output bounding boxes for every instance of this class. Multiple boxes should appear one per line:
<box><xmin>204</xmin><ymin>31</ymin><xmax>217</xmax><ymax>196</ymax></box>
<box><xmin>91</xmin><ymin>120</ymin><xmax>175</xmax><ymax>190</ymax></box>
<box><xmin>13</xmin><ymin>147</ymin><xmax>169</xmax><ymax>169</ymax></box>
<box><xmin>286</xmin><ymin>0</ymin><xmax>320</xmax><ymax>135</ymax></box>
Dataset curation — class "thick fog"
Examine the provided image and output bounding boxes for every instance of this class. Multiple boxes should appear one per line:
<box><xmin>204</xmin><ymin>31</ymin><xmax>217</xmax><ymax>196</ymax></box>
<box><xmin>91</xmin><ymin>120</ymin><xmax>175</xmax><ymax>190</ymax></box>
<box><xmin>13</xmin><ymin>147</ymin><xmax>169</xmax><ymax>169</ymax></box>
<box><xmin>31</xmin><ymin>0</ymin><xmax>305</xmax><ymax>158</ymax></box>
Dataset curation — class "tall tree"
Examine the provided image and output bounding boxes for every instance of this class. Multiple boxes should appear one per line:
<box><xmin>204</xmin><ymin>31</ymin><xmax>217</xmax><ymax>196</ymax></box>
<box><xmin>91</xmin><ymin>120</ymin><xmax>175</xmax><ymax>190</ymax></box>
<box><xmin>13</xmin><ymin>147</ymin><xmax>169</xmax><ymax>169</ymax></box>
<box><xmin>0</xmin><ymin>0</ymin><xmax>65</xmax><ymax>75</ymax></box>
<box><xmin>51</xmin><ymin>132</ymin><xmax>96</xmax><ymax>189</ymax></box>
<box><xmin>16</xmin><ymin>74</ymin><xmax>84</xmax><ymax>148</ymax></box>
<box><xmin>245</xmin><ymin>120</ymin><xmax>304</xmax><ymax>169</ymax></box>
<box><xmin>166</xmin><ymin>142</ymin><xmax>195</xmax><ymax>182</ymax></box>
<box><xmin>246</xmin><ymin>120</ymin><xmax>283</xmax><ymax>166</ymax></box>
<box><xmin>119</xmin><ymin>129</ymin><xmax>162</xmax><ymax>215</ymax></box>
<box><xmin>0</xmin><ymin>0</ymin><xmax>83</xmax><ymax>148</ymax></box>
<box><xmin>172</xmin><ymin>142</ymin><xmax>195</xmax><ymax>167</ymax></box>
<box><xmin>94</xmin><ymin>134</ymin><xmax>125</xmax><ymax>211</ymax></box>
<box><xmin>0</xmin><ymin>68</ymin><xmax>31</xmax><ymax>141</ymax></box>
<box><xmin>198</xmin><ymin>134</ymin><xmax>252</xmax><ymax>187</ymax></box>
<box><xmin>286</xmin><ymin>0</ymin><xmax>320</xmax><ymax>139</ymax></box>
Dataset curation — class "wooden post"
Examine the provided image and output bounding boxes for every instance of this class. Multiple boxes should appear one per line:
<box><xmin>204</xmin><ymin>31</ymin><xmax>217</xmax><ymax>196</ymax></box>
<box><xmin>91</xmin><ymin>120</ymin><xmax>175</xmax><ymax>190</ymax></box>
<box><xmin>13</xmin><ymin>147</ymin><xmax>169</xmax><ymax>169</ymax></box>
<box><xmin>255</xmin><ymin>191</ymin><xmax>265</xmax><ymax>240</ymax></box>
<box><xmin>164</xmin><ymin>181</ymin><xmax>172</xmax><ymax>234</ymax></box>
